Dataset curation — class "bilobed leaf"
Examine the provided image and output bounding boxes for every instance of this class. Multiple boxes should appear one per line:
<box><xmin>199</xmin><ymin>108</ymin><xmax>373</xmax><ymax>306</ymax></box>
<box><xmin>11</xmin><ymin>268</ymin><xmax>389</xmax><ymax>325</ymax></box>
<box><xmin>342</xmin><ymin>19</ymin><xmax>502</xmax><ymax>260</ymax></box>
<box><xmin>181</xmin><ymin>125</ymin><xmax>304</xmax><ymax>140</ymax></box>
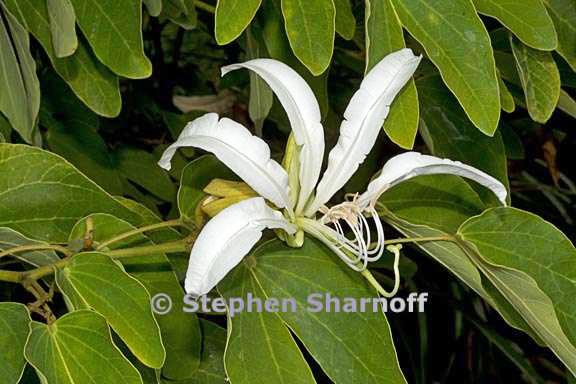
<box><xmin>459</xmin><ymin>207</ymin><xmax>576</xmax><ymax>350</ymax></box>
<box><xmin>281</xmin><ymin>0</ymin><xmax>335</xmax><ymax>75</ymax></box>
<box><xmin>390</xmin><ymin>0</ymin><xmax>500</xmax><ymax>135</ymax></box>
<box><xmin>0</xmin><ymin>303</ymin><xmax>30</xmax><ymax>384</ymax></box>
<box><xmin>472</xmin><ymin>0</ymin><xmax>557</xmax><ymax>50</ymax></box>
<box><xmin>117</xmin><ymin>147</ymin><xmax>176</xmax><ymax>202</ymax></box>
<box><xmin>0</xmin><ymin>228</ymin><xmax>60</xmax><ymax>267</ymax></box>
<box><xmin>543</xmin><ymin>0</ymin><xmax>576</xmax><ymax>71</ymax></box>
<box><xmin>0</xmin><ymin>4</ymin><xmax>40</xmax><ymax>144</ymax></box>
<box><xmin>0</xmin><ymin>144</ymin><xmax>142</xmax><ymax>242</ymax></box>
<box><xmin>510</xmin><ymin>36</ymin><xmax>560</xmax><ymax>123</ymax></box>
<box><xmin>3</xmin><ymin>0</ymin><xmax>121</xmax><ymax>117</ymax></box>
<box><xmin>70</xmin><ymin>0</ymin><xmax>152</xmax><ymax>78</ymax></box>
<box><xmin>46</xmin><ymin>0</ymin><xmax>77</xmax><ymax>57</ymax></box>
<box><xmin>215</xmin><ymin>0</ymin><xmax>262</xmax><ymax>45</ymax></box>
<box><xmin>178</xmin><ymin>155</ymin><xmax>235</xmax><ymax>225</ymax></box>
<box><xmin>24</xmin><ymin>310</ymin><xmax>143</xmax><ymax>384</ymax></box>
<box><xmin>219</xmin><ymin>263</ymin><xmax>316</xmax><ymax>384</ymax></box>
<box><xmin>334</xmin><ymin>0</ymin><xmax>355</xmax><ymax>40</ymax></box>
<box><xmin>365</xmin><ymin>0</ymin><xmax>419</xmax><ymax>149</ymax></box>
<box><xmin>417</xmin><ymin>71</ymin><xmax>510</xmax><ymax>206</ymax></box>
<box><xmin>379</xmin><ymin>175</ymin><xmax>485</xmax><ymax>233</ymax></box>
<box><xmin>251</xmin><ymin>238</ymin><xmax>407</xmax><ymax>383</ymax></box>
<box><xmin>62</xmin><ymin>252</ymin><xmax>165</xmax><ymax>368</ymax></box>
<box><xmin>68</xmin><ymin>214</ymin><xmax>202</xmax><ymax>380</ymax></box>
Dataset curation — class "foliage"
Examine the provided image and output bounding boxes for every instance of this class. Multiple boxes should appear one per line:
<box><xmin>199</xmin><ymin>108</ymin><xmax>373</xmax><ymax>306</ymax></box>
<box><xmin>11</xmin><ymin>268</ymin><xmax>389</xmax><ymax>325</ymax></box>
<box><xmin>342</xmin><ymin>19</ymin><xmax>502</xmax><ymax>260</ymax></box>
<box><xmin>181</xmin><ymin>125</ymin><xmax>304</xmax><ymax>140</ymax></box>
<box><xmin>0</xmin><ymin>0</ymin><xmax>574</xmax><ymax>383</ymax></box>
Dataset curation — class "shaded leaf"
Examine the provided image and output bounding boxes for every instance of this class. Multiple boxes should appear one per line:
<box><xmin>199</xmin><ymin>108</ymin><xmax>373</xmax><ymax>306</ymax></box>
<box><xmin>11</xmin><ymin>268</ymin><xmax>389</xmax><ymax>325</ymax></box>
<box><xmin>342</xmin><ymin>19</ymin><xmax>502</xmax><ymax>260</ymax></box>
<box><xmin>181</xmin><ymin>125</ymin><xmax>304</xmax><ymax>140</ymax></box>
<box><xmin>25</xmin><ymin>310</ymin><xmax>143</xmax><ymax>384</ymax></box>
<box><xmin>0</xmin><ymin>227</ymin><xmax>60</xmax><ymax>267</ymax></box>
<box><xmin>510</xmin><ymin>36</ymin><xmax>560</xmax><ymax>123</ymax></box>
<box><xmin>4</xmin><ymin>0</ymin><xmax>121</xmax><ymax>117</ymax></box>
<box><xmin>391</xmin><ymin>0</ymin><xmax>500</xmax><ymax>135</ymax></box>
<box><xmin>0</xmin><ymin>303</ymin><xmax>30</xmax><ymax>384</ymax></box>
<box><xmin>143</xmin><ymin>0</ymin><xmax>163</xmax><ymax>17</ymax></box>
<box><xmin>70</xmin><ymin>0</ymin><xmax>152</xmax><ymax>78</ymax></box>
<box><xmin>47</xmin><ymin>0</ymin><xmax>77</xmax><ymax>57</ymax></box>
<box><xmin>0</xmin><ymin>4</ymin><xmax>40</xmax><ymax>143</ymax></box>
<box><xmin>334</xmin><ymin>0</ymin><xmax>355</xmax><ymax>40</ymax></box>
<box><xmin>544</xmin><ymin>0</ymin><xmax>576</xmax><ymax>71</ymax></box>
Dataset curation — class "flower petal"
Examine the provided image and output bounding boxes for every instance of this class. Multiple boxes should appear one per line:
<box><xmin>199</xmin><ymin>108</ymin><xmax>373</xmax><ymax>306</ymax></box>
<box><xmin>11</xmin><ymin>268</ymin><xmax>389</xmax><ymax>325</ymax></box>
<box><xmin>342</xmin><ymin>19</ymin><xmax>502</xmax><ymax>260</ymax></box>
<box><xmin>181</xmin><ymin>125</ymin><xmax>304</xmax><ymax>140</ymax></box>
<box><xmin>158</xmin><ymin>113</ymin><xmax>292</xmax><ymax>210</ymax></box>
<box><xmin>221</xmin><ymin>59</ymin><xmax>324</xmax><ymax>213</ymax></box>
<box><xmin>306</xmin><ymin>49</ymin><xmax>421</xmax><ymax>216</ymax></box>
<box><xmin>185</xmin><ymin>197</ymin><xmax>296</xmax><ymax>297</ymax></box>
<box><xmin>358</xmin><ymin>152</ymin><xmax>508</xmax><ymax>207</ymax></box>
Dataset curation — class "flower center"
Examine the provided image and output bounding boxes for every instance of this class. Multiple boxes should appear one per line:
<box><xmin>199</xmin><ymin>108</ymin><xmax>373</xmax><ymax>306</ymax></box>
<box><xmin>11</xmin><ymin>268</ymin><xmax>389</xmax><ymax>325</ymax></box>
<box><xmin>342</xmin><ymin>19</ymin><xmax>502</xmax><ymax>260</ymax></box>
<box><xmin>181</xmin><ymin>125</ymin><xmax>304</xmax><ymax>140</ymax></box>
<box><xmin>319</xmin><ymin>194</ymin><xmax>385</xmax><ymax>270</ymax></box>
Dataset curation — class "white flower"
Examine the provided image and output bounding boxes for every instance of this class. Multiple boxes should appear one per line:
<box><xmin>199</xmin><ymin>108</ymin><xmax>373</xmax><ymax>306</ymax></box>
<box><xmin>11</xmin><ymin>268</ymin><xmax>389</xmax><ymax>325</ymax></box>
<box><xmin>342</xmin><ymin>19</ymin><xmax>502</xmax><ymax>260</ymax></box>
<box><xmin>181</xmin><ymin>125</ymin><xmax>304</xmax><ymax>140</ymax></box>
<box><xmin>158</xmin><ymin>49</ymin><xmax>507</xmax><ymax>297</ymax></box>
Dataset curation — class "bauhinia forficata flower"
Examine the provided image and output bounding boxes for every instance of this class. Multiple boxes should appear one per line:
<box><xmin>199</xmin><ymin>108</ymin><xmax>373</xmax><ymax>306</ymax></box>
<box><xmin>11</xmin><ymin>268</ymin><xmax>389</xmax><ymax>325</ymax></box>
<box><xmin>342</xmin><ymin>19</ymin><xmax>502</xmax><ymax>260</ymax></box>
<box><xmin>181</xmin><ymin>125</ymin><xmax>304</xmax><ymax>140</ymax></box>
<box><xmin>158</xmin><ymin>49</ymin><xmax>507</xmax><ymax>298</ymax></box>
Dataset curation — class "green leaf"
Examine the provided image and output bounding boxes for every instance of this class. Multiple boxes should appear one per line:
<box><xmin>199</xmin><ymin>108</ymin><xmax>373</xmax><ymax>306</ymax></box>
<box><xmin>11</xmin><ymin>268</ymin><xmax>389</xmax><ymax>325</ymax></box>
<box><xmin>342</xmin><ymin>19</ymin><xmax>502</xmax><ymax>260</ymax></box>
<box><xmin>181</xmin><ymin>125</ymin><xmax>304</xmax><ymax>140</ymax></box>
<box><xmin>247</xmin><ymin>26</ymin><xmax>274</xmax><ymax>134</ymax></box>
<box><xmin>260</xmin><ymin>0</ymin><xmax>329</xmax><ymax>116</ymax></box>
<box><xmin>365</xmin><ymin>0</ymin><xmax>419</xmax><ymax>149</ymax></box>
<box><xmin>68</xmin><ymin>214</ymin><xmax>202</xmax><ymax>380</ymax></box>
<box><xmin>381</xmin><ymin>212</ymin><xmax>543</xmax><ymax>343</ymax></box>
<box><xmin>510</xmin><ymin>36</ymin><xmax>560</xmax><ymax>123</ymax></box>
<box><xmin>281</xmin><ymin>0</ymin><xmax>335</xmax><ymax>75</ymax></box>
<box><xmin>219</xmin><ymin>263</ymin><xmax>316</xmax><ymax>384</ymax></box>
<box><xmin>379</xmin><ymin>175</ymin><xmax>485</xmax><ymax>233</ymax></box>
<box><xmin>0</xmin><ymin>303</ymin><xmax>30</xmax><ymax>384</ymax></box>
<box><xmin>390</xmin><ymin>0</ymin><xmax>500</xmax><ymax>135</ymax></box>
<box><xmin>472</xmin><ymin>0</ymin><xmax>557</xmax><ymax>50</ymax></box>
<box><xmin>215</xmin><ymin>0</ymin><xmax>262</xmax><ymax>45</ymax></box>
<box><xmin>178</xmin><ymin>155</ymin><xmax>235</xmax><ymax>224</ymax></box>
<box><xmin>70</xmin><ymin>0</ymin><xmax>152</xmax><ymax>78</ymax></box>
<box><xmin>543</xmin><ymin>0</ymin><xmax>576</xmax><ymax>71</ymax></box>
<box><xmin>163</xmin><ymin>0</ymin><xmax>198</xmax><ymax>30</ymax></box>
<box><xmin>459</xmin><ymin>207</ymin><xmax>576</xmax><ymax>351</ymax></box>
<box><xmin>25</xmin><ymin>310</ymin><xmax>143</xmax><ymax>384</ymax></box>
<box><xmin>558</xmin><ymin>88</ymin><xmax>576</xmax><ymax>119</ymax></box>
<box><xmin>417</xmin><ymin>71</ymin><xmax>510</xmax><ymax>206</ymax></box>
<box><xmin>0</xmin><ymin>144</ymin><xmax>142</xmax><ymax>242</ymax></box>
<box><xmin>62</xmin><ymin>252</ymin><xmax>165</xmax><ymax>368</ymax></box>
<box><xmin>0</xmin><ymin>228</ymin><xmax>60</xmax><ymax>267</ymax></box>
<box><xmin>498</xmin><ymin>74</ymin><xmax>516</xmax><ymax>113</ymax></box>
<box><xmin>143</xmin><ymin>0</ymin><xmax>163</xmax><ymax>17</ymax></box>
<box><xmin>0</xmin><ymin>4</ymin><xmax>40</xmax><ymax>143</ymax></box>
<box><xmin>250</xmin><ymin>238</ymin><xmax>407</xmax><ymax>383</ymax></box>
<box><xmin>0</xmin><ymin>113</ymin><xmax>11</xmax><ymax>142</ymax></box>
<box><xmin>334</xmin><ymin>0</ymin><xmax>355</xmax><ymax>40</ymax></box>
<box><xmin>4</xmin><ymin>0</ymin><xmax>121</xmax><ymax>117</ymax></box>
<box><xmin>116</xmin><ymin>147</ymin><xmax>176</xmax><ymax>202</ymax></box>
<box><xmin>46</xmin><ymin>0</ymin><xmax>77</xmax><ymax>57</ymax></box>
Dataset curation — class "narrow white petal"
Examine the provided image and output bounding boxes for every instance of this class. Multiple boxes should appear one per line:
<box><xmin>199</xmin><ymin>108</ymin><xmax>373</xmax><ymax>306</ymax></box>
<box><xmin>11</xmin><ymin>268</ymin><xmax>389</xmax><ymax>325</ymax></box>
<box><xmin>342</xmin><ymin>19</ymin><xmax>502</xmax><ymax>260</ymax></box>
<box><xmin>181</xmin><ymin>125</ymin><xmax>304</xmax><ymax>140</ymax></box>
<box><xmin>158</xmin><ymin>113</ymin><xmax>291</xmax><ymax>209</ymax></box>
<box><xmin>358</xmin><ymin>152</ymin><xmax>508</xmax><ymax>207</ymax></box>
<box><xmin>222</xmin><ymin>59</ymin><xmax>324</xmax><ymax>213</ymax></box>
<box><xmin>306</xmin><ymin>49</ymin><xmax>421</xmax><ymax>216</ymax></box>
<box><xmin>185</xmin><ymin>197</ymin><xmax>296</xmax><ymax>297</ymax></box>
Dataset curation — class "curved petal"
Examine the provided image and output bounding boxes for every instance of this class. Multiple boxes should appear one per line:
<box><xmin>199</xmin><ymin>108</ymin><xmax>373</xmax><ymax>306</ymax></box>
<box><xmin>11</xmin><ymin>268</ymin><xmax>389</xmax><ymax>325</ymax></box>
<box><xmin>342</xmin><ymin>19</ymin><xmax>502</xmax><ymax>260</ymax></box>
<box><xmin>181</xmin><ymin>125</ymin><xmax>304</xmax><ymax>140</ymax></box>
<box><xmin>185</xmin><ymin>197</ymin><xmax>296</xmax><ymax>297</ymax></box>
<box><xmin>221</xmin><ymin>59</ymin><xmax>324</xmax><ymax>213</ymax></box>
<box><xmin>158</xmin><ymin>113</ymin><xmax>292</xmax><ymax>210</ymax></box>
<box><xmin>358</xmin><ymin>152</ymin><xmax>508</xmax><ymax>207</ymax></box>
<box><xmin>306</xmin><ymin>49</ymin><xmax>421</xmax><ymax>216</ymax></box>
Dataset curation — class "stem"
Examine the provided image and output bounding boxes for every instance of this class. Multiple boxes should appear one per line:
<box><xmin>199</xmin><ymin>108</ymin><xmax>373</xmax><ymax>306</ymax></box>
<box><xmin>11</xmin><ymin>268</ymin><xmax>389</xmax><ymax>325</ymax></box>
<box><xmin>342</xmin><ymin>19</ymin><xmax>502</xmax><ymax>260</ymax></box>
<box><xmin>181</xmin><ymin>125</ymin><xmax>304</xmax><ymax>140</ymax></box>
<box><xmin>0</xmin><ymin>238</ymin><xmax>193</xmax><ymax>284</ymax></box>
<box><xmin>195</xmin><ymin>0</ymin><xmax>215</xmax><ymax>13</ymax></box>
<box><xmin>384</xmin><ymin>236</ymin><xmax>453</xmax><ymax>246</ymax></box>
<box><xmin>96</xmin><ymin>219</ymin><xmax>184</xmax><ymax>250</ymax></box>
<box><xmin>0</xmin><ymin>244</ymin><xmax>73</xmax><ymax>259</ymax></box>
